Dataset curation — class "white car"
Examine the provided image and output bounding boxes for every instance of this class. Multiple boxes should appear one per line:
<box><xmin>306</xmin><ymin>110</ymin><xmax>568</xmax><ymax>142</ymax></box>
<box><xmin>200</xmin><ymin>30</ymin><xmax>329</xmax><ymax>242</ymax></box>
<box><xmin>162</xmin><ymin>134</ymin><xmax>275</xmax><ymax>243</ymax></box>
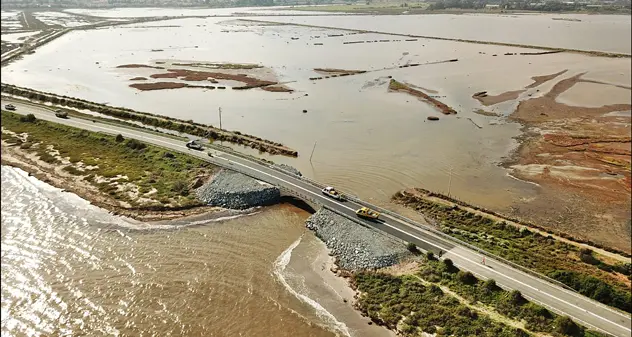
<box><xmin>322</xmin><ymin>186</ymin><xmax>343</xmax><ymax>200</ymax></box>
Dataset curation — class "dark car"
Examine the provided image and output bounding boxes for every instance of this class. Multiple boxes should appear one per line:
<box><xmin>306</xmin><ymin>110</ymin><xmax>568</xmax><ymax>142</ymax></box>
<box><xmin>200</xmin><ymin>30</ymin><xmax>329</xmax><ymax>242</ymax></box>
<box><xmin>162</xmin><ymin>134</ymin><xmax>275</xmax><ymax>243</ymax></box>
<box><xmin>186</xmin><ymin>140</ymin><xmax>203</xmax><ymax>151</ymax></box>
<box><xmin>55</xmin><ymin>109</ymin><xmax>68</xmax><ymax>118</ymax></box>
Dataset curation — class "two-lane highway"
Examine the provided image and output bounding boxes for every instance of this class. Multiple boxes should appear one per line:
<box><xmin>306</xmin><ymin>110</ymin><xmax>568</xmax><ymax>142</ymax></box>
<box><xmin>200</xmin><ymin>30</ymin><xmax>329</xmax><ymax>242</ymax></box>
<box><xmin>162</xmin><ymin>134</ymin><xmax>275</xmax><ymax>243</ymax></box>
<box><xmin>2</xmin><ymin>98</ymin><xmax>631</xmax><ymax>337</ymax></box>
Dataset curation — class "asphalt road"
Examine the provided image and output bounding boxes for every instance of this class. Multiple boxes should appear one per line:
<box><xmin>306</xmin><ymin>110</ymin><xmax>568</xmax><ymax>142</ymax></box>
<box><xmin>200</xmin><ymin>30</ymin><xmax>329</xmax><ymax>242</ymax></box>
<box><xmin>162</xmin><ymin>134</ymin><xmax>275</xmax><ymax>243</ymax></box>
<box><xmin>2</xmin><ymin>98</ymin><xmax>631</xmax><ymax>337</ymax></box>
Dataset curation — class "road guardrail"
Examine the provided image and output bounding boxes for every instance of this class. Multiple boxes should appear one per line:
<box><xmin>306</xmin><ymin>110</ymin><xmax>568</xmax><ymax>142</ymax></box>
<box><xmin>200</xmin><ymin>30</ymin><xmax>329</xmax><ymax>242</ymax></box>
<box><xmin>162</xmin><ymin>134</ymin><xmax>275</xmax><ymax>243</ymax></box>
<box><xmin>207</xmin><ymin>144</ymin><xmax>581</xmax><ymax>294</ymax></box>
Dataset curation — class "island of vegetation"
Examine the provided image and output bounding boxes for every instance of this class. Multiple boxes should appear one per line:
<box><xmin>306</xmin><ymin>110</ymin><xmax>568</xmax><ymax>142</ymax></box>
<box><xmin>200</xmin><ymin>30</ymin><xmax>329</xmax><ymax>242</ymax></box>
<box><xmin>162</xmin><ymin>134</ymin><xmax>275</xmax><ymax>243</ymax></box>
<box><xmin>388</xmin><ymin>79</ymin><xmax>458</xmax><ymax>115</ymax></box>
<box><xmin>117</xmin><ymin>61</ymin><xmax>293</xmax><ymax>92</ymax></box>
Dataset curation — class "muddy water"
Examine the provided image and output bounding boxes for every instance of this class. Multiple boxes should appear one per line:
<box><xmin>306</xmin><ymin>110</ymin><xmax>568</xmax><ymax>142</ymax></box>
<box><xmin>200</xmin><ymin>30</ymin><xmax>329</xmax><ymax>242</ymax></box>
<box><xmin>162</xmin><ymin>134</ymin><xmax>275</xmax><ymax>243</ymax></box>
<box><xmin>556</xmin><ymin>81</ymin><xmax>632</xmax><ymax>108</ymax></box>
<box><xmin>63</xmin><ymin>6</ymin><xmax>343</xmax><ymax>18</ymax></box>
<box><xmin>3</xmin><ymin>15</ymin><xmax>630</xmax><ymax>210</ymax></box>
<box><xmin>2</xmin><ymin>166</ymin><xmax>387</xmax><ymax>337</ymax></box>
<box><xmin>269</xmin><ymin>14</ymin><xmax>632</xmax><ymax>54</ymax></box>
<box><xmin>59</xmin><ymin>10</ymin><xmax>632</xmax><ymax>54</ymax></box>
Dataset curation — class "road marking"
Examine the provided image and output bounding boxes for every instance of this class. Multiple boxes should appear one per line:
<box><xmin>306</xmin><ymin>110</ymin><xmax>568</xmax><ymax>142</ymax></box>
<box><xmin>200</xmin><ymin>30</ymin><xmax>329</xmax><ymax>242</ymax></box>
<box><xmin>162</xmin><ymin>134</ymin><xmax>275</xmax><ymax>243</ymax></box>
<box><xmin>221</xmin><ymin>155</ymin><xmax>632</xmax><ymax>335</ymax></box>
<box><xmin>378</xmin><ymin>210</ymin><xmax>630</xmax><ymax>318</ymax></box>
<box><xmin>12</xmin><ymin>104</ymin><xmax>632</xmax><ymax>335</ymax></box>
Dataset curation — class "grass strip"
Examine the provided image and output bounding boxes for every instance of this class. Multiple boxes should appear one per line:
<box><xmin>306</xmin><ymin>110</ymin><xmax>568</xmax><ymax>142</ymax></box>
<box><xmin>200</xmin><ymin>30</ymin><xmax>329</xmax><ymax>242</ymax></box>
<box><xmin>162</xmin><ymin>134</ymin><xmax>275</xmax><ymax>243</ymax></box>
<box><xmin>353</xmin><ymin>255</ymin><xmax>608</xmax><ymax>337</ymax></box>
<box><xmin>393</xmin><ymin>190</ymin><xmax>632</xmax><ymax>313</ymax></box>
<box><xmin>1</xmin><ymin>110</ymin><xmax>216</xmax><ymax>208</ymax></box>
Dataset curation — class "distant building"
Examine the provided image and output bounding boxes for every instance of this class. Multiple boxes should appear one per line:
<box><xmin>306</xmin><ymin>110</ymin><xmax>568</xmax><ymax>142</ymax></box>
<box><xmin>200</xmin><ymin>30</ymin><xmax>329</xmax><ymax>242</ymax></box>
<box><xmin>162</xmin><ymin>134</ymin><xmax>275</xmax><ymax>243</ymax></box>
<box><xmin>485</xmin><ymin>4</ymin><xmax>500</xmax><ymax>8</ymax></box>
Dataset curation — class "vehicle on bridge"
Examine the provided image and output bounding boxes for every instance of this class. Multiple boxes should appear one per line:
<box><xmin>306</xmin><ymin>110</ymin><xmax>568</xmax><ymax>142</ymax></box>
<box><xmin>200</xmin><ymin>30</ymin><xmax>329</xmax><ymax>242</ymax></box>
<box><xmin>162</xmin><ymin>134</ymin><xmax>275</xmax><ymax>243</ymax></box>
<box><xmin>4</xmin><ymin>104</ymin><xmax>16</xmax><ymax>111</ymax></box>
<box><xmin>186</xmin><ymin>140</ymin><xmax>203</xmax><ymax>151</ymax></box>
<box><xmin>55</xmin><ymin>109</ymin><xmax>68</xmax><ymax>118</ymax></box>
<box><xmin>356</xmin><ymin>207</ymin><xmax>380</xmax><ymax>220</ymax></box>
<box><xmin>322</xmin><ymin>186</ymin><xmax>344</xmax><ymax>200</ymax></box>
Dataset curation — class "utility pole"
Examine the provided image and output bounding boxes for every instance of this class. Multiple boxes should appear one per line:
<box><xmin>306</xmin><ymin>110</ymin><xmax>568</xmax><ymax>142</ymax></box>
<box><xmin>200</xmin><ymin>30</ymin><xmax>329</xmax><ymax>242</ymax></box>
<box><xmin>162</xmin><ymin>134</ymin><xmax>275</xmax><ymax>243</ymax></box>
<box><xmin>309</xmin><ymin>141</ymin><xmax>318</xmax><ymax>164</ymax></box>
<box><xmin>447</xmin><ymin>166</ymin><xmax>453</xmax><ymax>197</ymax></box>
<box><xmin>218</xmin><ymin>107</ymin><xmax>223</xmax><ymax>130</ymax></box>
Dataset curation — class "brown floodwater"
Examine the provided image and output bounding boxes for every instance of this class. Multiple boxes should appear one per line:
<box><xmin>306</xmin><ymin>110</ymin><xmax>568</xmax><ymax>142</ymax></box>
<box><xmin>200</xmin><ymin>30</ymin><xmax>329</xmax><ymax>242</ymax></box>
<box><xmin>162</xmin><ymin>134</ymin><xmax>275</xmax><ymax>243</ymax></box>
<box><xmin>3</xmin><ymin>15</ymin><xmax>630</xmax><ymax>210</ymax></box>
<box><xmin>2</xmin><ymin>166</ymin><xmax>385</xmax><ymax>337</ymax></box>
<box><xmin>2</xmin><ymin>12</ymin><xmax>631</xmax><ymax>337</ymax></box>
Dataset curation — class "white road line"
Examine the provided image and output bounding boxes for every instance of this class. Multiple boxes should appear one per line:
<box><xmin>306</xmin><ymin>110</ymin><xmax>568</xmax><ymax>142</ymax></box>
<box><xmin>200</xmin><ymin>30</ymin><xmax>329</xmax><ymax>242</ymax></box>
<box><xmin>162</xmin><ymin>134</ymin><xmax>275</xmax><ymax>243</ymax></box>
<box><xmin>458</xmin><ymin>264</ymin><xmax>613</xmax><ymax>336</ymax></box>
<box><xmin>221</xmin><ymin>157</ymin><xmax>631</xmax><ymax>334</ymax></box>
<box><xmin>380</xmin><ymin>211</ymin><xmax>631</xmax><ymax>319</ymax></box>
<box><xmin>12</xmin><ymin>105</ymin><xmax>632</xmax><ymax>335</ymax></box>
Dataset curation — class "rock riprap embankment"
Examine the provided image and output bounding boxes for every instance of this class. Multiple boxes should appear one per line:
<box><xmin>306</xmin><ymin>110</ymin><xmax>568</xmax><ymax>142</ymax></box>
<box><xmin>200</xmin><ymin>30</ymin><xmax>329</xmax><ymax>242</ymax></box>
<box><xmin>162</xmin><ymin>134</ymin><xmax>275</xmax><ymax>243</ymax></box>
<box><xmin>306</xmin><ymin>209</ymin><xmax>409</xmax><ymax>270</ymax></box>
<box><xmin>196</xmin><ymin>169</ymin><xmax>280</xmax><ymax>209</ymax></box>
<box><xmin>272</xmin><ymin>163</ymin><xmax>302</xmax><ymax>177</ymax></box>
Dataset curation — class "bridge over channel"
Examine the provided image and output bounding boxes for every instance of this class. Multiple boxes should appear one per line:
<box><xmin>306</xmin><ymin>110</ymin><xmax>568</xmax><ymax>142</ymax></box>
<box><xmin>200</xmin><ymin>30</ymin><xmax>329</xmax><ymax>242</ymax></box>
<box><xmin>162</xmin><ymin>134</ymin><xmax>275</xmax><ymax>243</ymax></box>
<box><xmin>2</xmin><ymin>97</ymin><xmax>631</xmax><ymax>337</ymax></box>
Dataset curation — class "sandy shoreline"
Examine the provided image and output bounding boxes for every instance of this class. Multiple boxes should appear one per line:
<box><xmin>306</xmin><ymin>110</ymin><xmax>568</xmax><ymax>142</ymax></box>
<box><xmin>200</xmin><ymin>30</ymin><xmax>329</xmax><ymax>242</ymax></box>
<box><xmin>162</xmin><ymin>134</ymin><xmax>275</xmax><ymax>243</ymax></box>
<box><xmin>285</xmin><ymin>235</ymin><xmax>396</xmax><ymax>337</ymax></box>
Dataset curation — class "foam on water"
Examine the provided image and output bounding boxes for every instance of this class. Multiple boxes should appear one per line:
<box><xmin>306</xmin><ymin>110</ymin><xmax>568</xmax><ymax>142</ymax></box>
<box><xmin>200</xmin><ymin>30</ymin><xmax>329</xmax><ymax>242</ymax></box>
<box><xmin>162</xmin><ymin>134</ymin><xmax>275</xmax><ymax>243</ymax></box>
<box><xmin>273</xmin><ymin>236</ymin><xmax>351</xmax><ymax>337</ymax></box>
<box><xmin>113</xmin><ymin>209</ymin><xmax>262</xmax><ymax>231</ymax></box>
<box><xmin>2</xmin><ymin>165</ymin><xmax>338</xmax><ymax>337</ymax></box>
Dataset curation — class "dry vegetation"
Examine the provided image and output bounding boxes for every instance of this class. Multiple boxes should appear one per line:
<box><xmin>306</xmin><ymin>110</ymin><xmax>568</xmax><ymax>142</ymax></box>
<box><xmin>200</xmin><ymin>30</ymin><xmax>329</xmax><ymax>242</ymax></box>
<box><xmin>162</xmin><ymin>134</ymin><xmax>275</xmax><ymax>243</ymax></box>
<box><xmin>352</xmin><ymin>255</ymin><xmax>608</xmax><ymax>337</ymax></box>
<box><xmin>118</xmin><ymin>62</ymin><xmax>285</xmax><ymax>91</ymax></box>
<box><xmin>393</xmin><ymin>188</ymin><xmax>631</xmax><ymax>313</ymax></box>
<box><xmin>1</xmin><ymin>110</ymin><xmax>219</xmax><ymax>221</ymax></box>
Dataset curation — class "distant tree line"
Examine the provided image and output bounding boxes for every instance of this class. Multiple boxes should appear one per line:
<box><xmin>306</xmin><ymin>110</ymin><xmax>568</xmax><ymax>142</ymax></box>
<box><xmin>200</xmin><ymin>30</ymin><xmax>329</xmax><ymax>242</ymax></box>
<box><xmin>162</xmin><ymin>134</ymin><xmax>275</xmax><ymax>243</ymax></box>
<box><xmin>428</xmin><ymin>0</ymin><xmax>489</xmax><ymax>10</ymax></box>
<box><xmin>427</xmin><ymin>0</ymin><xmax>631</xmax><ymax>11</ymax></box>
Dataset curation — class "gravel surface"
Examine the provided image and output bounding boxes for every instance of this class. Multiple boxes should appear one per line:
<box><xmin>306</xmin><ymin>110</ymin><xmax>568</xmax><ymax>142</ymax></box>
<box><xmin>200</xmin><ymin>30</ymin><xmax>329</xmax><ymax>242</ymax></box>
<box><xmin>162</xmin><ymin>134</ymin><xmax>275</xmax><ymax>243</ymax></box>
<box><xmin>273</xmin><ymin>163</ymin><xmax>302</xmax><ymax>177</ymax></box>
<box><xmin>306</xmin><ymin>208</ymin><xmax>410</xmax><ymax>270</ymax></box>
<box><xmin>196</xmin><ymin>169</ymin><xmax>280</xmax><ymax>209</ymax></box>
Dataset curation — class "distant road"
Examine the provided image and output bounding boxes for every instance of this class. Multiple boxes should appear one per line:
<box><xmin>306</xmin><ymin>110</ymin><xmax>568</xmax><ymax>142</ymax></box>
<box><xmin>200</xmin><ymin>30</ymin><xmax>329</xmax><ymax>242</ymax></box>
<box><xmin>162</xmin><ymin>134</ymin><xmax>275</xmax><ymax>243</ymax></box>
<box><xmin>2</xmin><ymin>98</ymin><xmax>631</xmax><ymax>337</ymax></box>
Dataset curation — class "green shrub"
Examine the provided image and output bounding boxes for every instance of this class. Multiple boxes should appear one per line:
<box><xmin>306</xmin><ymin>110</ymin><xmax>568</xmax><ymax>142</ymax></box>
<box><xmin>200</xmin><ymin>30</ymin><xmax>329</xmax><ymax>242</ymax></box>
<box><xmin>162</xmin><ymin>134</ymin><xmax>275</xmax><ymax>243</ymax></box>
<box><xmin>554</xmin><ymin>316</ymin><xmax>581</xmax><ymax>336</ymax></box>
<box><xmin>19</xmin><ymin>113</ymin><xmax>36</xmax><ymax>122</ymax></box>
<box><xmin>456</xmin><ymin>271</ymin><xmax>476</xmax><ymax>285</ymax></box>
<box><xmin>613</xmin><ymin>262</ymin><xmax>632</xmax><ymax>276</ymax></box>
<box><xmin>548</xmin><ymin>270</ymin><xmax>631</xmax><ymax>312</ymax></box>
<box><xmin>393</xmin><ymin>189</ymin><xmax>631</xmax><ymax>313</ymax></box>
<box><xmin>407</xmin><ymin>242</ymin><xmax>420</xmax><ymax>254</ymax></box>
<box><xmin>441</xmin><ymin>258</ymin><xmax>458</xmax><ymax>273</ymax></box>
<box><xmin>506</xmin><ymin>290</ymin><xmax>526</xmax><ymax>306</ymax></box>
<box><xmin>125</xmin><ymin>138</ymin><xmax>146</xmax><ymax>150</ymax></box>
<box><xmin>483</xmin><ymin>279</ymin><xmax>499</xmax><ymax>292</ymax></box>
<box><xmin>352</xmin><ymin>271</ymin><xmax>524</xmax><ymax>336</ymax></box>
<box><xmin>171</xmin><ymin>180</ymin><xmax>189</xmax><ymax>196</ymax></box>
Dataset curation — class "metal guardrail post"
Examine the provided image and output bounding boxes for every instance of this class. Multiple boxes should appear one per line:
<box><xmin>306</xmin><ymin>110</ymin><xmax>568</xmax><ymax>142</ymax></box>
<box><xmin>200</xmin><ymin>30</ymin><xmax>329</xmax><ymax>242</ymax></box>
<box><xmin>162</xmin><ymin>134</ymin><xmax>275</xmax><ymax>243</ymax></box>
<box><xmin>7</xmin><ymin>99</ymin><xmax>584</xmax><ymax>297</ymax></box>
<box><xmin>213</xmin><ymin>151</ymin><xmax>581</xmax><ymax>294</ymax></box>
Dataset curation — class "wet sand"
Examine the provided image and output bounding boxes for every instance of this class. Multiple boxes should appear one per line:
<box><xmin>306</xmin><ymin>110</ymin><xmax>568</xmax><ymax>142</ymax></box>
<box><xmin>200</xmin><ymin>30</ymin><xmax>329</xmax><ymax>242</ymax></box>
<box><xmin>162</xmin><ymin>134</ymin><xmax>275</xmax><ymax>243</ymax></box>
<box><xmin>505</xmin><ymin>71</ymin><xmax>631</xmax><ymax>252</ymax></box>
<box><xmin>286</xmin><ymin>233</ymin><xmax>395</xmax><ymax>337</ymax></box>
<box><xmin>473</xmin><ymin>89</ymin><xmax>525</xmax><ymax>106</ymax></box>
